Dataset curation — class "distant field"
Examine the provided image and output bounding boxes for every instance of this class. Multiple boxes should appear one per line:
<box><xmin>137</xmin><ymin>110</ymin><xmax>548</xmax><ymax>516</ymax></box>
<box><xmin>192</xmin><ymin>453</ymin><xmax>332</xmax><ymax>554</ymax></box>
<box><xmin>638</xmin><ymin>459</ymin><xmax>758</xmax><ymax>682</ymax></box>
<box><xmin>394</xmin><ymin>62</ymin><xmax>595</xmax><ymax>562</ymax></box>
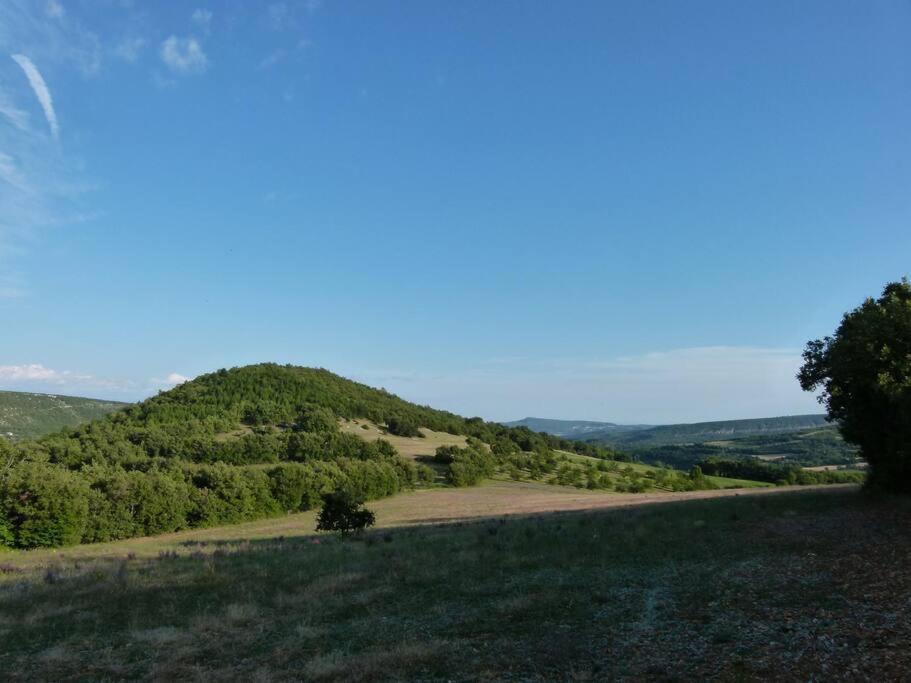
<box><xmin>0</xmin><ymin>390</ymin><xmax>126</xmax><ymax>440</ymax></box>
<box><xmin>5</xmin><ymin>486</ymin><xmax>906</xmax><ymax>681</ymax></box>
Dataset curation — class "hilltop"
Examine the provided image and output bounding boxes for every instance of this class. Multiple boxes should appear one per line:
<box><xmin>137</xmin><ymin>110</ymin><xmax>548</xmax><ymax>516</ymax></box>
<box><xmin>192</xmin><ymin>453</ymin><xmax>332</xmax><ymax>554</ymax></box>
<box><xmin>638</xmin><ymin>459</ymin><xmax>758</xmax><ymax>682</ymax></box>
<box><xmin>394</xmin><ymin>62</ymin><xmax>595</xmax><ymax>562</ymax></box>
<box><xmin>0</xmin><ymin>390</ymin><xmax>126</xmax><ymax>441</ymax></box>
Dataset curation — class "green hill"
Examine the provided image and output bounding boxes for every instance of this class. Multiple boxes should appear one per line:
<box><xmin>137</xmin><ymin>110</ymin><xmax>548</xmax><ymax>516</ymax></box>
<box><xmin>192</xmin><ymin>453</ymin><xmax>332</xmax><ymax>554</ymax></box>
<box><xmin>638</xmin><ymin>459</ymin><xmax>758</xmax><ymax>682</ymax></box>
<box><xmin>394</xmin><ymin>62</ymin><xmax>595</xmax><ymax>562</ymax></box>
<box><xmin>0</xmin><ymin>364</ymin><xmax>622</xmax><ymax>549</ymax></box>
<box><xmin>0</xmin><ymin>390</ymin><xmax>127</xmax><ymax>441</ymax></box>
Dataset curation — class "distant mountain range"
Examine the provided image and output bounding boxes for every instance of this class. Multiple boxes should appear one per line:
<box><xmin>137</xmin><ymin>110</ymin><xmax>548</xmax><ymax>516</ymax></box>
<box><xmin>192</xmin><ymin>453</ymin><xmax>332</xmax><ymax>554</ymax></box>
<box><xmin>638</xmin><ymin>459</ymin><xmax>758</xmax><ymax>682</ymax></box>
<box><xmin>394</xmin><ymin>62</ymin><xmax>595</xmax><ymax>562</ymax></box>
<box><xmin>502</xmin><ymin>417</ymin><xmax>653</xmax><ymax>438</ymax></box>
<box><xmin>505</xmin><ymin>414</ymin><xmax>830</xmax><ymax>448</ymax></box>
<box><xmin>0</xmin><ymin>390</ymin><xmax>127</xmax><ymax>440</ymax></box>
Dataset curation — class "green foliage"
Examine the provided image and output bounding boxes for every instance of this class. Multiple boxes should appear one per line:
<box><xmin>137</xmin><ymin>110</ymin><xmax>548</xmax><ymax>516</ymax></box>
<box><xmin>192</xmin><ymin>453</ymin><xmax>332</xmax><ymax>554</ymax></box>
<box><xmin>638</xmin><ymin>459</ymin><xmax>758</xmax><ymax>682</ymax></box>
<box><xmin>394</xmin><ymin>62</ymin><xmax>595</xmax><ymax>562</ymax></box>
<box><xmin>799</xmin><ymin>279</ymin><xmax>911</xmax><ymax>492</ymax></box>
<box><xmin>0</xmin><ymin>364</ymin><xmax>629</xmax><ymax>548</ymax></box>
<box><xmin>436</xmin><ymin>445</ymin><xmax>496</xmax><ymax>487</ymax></box>
<box><xmin>697</xmin><ymin>456</ymin><xmax>865</xmax><ymax>486</ymax></box>
<box><xmin>315</xmin><ymin>490</ymin><xmax>376</xmax><ymax>535</ymax></box>
<box><xmin>385</xmin><ymin>416</ymin><xmax>423</xmax><ymax>438</ymax></box>
<box><xmin>81</xmin><ymin>466</ymin><xmax>192</xmax><ymax>542</ymax></box>
<box><xmin>0</xmin><ymin>463</ymin><xmax>90</xmax><ymax>548</ymax></box>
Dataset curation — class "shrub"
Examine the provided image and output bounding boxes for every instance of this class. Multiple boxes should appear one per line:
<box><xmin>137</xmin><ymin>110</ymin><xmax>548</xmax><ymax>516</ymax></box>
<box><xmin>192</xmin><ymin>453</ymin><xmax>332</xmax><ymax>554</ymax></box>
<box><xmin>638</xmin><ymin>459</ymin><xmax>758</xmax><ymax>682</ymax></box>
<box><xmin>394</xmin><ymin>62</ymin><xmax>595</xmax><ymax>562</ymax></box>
<box><xmin>316</xmin><ymin>490</ymin><xmax>376</xmax><ymax>535</ymax></box>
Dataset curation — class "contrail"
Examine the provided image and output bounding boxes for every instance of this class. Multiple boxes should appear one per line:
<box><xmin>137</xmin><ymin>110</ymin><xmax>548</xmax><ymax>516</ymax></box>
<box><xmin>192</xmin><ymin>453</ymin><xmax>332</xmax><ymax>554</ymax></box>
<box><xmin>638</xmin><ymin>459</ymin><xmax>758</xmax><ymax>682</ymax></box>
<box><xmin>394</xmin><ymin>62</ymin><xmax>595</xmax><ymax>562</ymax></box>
<box><xmin>10</xmin><ymin>54</ymin><xmax>59</xmax><ymax>139</ymax></box>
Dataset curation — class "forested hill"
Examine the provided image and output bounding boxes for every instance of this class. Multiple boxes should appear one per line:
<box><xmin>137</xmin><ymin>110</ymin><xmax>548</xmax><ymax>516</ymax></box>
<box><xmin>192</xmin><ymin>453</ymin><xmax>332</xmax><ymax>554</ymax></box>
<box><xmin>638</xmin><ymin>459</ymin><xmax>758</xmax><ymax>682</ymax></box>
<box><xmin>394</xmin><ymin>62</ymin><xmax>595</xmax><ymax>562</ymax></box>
<box><xmin>0</xmin><ymin>364</ymin><xmax>622</xmax><ymax>549</ymax></box>
<box><xmin>10</xmin><ymin>364</ymin><xmax>619</xmax><ymax>468</ymax></box>
<box><xmin>0</xmin><ymin>391</ymin><xmax>126</xmax><ymax>440</ymax></box>
<box><xmin>579</xmin><ymin>414</ymin><xmax>830</xmax><ymax>447</ymax></box>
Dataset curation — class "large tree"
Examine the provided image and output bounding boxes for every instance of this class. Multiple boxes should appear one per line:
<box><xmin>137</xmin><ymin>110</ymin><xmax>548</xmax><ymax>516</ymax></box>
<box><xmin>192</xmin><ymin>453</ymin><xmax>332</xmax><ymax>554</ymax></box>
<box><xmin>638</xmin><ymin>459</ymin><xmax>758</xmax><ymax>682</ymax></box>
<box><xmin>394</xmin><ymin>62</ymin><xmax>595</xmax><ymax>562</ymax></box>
<box><xmin>798</xmin><ymin>279</ymin><xmax>911</xmax><ymax>492</ymax></box>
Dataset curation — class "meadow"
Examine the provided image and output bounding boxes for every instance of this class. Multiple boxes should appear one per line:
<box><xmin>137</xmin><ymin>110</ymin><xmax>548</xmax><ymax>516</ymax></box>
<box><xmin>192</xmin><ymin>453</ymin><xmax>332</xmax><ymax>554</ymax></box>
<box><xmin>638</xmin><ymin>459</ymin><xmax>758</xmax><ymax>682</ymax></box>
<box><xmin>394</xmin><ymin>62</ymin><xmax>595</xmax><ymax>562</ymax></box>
<box><xmin>4</xmin><ymin>485</ymin><xmax>906</xmax><ymax>681</ymax></box>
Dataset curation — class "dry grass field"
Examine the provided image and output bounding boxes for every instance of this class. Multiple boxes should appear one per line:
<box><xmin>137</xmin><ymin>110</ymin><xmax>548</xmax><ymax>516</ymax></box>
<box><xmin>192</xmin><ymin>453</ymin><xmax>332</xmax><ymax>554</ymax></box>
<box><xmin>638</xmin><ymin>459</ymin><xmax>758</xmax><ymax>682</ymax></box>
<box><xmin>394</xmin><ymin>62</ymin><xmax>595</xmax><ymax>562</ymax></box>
<box><xmin>3</xmin><ymin>485</ymin><xmax>908</xmax><ymax>681</ymax></box>
<box><xmin>338</xmin><ymin>419</ymin><xmax>468</xmax><ymax>459</ymax></box>
<box><xmin>0</xmin><ymin>479</ymin><xmax>846</xmax><ymax>571</ymax></box>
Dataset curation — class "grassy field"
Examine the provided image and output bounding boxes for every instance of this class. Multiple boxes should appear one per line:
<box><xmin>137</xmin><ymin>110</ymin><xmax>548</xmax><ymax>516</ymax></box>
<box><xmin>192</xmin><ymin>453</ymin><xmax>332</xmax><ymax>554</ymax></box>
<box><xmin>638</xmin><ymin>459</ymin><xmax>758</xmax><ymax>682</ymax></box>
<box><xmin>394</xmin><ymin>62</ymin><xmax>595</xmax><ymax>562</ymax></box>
<box><xmin>4</xmin><ymin>485</ymin><xmax>909</xmax><ymax>680</ymax></box>
<box><xmin>0</xmin><ymin>479</ymin><xmax>796</xmax><ymax>569</ymax></box>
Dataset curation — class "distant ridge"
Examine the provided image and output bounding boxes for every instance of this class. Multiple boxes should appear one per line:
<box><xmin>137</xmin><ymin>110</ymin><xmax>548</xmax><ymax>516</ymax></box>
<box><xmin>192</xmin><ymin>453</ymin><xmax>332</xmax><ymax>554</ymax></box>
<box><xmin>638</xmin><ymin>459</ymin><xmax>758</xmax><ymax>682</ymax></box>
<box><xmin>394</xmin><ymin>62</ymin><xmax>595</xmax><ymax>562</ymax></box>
<box><xmin>502</xmin><ymin>417</ymin><xmax>653</xmax><ymax>438</ymax></box>
<box><xmin>579</xmin><ymin>414</ymin><xmax>830</xmax><ymax>447</ymax></box>
<box><xmin>0</xmin><ymin>390</ymin><xmax>128</xmax><ymax>440</ymax></box>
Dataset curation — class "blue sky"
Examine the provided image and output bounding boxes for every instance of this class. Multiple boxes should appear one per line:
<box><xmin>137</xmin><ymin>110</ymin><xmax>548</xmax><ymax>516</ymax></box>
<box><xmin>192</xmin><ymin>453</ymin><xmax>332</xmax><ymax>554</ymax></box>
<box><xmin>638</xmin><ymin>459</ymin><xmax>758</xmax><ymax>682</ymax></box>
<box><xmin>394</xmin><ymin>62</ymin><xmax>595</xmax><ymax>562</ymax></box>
<box><xmin>0</xmin><ymin>0</ymin><xmax>908</xmax><ymax>423</ymax></box>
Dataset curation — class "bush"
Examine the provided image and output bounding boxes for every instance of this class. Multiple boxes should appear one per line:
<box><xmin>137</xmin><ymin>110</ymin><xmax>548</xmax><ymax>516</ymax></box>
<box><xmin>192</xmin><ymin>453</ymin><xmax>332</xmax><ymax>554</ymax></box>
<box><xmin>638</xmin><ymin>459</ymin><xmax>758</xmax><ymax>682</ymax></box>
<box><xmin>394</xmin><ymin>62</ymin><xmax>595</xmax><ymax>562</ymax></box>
<box><xmin>443</xmin><ymin>446</ymin><xmax>495</xmax><ymax>487</ymax></box>
<box><xmin>316</xmin><ymin>490</ymin><xmax>376</xmax><ymax>535</ymax></box>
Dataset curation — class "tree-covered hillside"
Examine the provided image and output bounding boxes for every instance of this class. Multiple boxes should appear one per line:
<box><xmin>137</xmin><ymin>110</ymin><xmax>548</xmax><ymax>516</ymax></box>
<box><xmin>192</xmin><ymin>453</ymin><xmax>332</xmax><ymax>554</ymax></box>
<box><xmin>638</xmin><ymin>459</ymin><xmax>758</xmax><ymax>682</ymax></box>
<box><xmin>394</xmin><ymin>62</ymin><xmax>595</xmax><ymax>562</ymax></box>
<box><xmin>579</xmin><ymin>414</ymin><xmax>830</xmax><ymax>447</ymax></box>
<box><xmin>0</xmin><ymin>364</ymin><xmax>620</xmax><ymax>549</ymax></box>
<box><xmin>627</xmin><ymin>426</ymin><xmax>858</xmax><ymax>469</ymax></box>
<box><xmin>0</xmin><ymin>391</ymin><xmax>126</xmax><ymax>441</ymax></box>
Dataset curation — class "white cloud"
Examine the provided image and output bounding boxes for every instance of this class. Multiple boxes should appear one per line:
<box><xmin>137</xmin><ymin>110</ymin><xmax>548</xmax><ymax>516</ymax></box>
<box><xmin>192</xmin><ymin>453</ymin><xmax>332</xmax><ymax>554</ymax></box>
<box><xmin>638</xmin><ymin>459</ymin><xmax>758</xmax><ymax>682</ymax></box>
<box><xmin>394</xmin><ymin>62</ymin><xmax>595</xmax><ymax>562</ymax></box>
<box><xmin>191</xmin><ymin>9</ymin><xmax>213</xmax><ymax>34</ymax></box>
<box><xmin>113</xmin><ymin>37</ymin><xmax>146</xmax><ymax>63</ymax></box>
<box><xmin>46</xmin><ymin>0</ymin><xmax>65</xmax><ymax>19</ymax></box>
<box><xmin>160</xmin><ymin>36</ymin><xmax>209</xmax><ymax>75</ymax></box>
<box><xmin>0</xmin><ymin>363</ymin><xmax>89</xmax><ymax>383</ymax></box>
<box><xmin>10</xmin><ymin>54</ymin><xmax>59</xmax><ymax>139</ymax></box>
<box><xmin>166</xmin><ymin>373</ymin><xmax>190</xmax><ymax>385</ymax></box>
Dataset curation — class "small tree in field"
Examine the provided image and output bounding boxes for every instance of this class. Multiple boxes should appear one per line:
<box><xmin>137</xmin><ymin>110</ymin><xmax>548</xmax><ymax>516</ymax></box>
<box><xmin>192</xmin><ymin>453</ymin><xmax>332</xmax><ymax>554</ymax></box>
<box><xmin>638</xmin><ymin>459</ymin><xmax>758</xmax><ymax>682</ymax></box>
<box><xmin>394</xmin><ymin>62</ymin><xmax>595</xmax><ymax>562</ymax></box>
<box><xmin>315</xmin><ymin>490</ymin><xmax>376</xmax><ymax>536</ymax></box>
<box><xmin>799</xmin><ymin>279</ymin><xmax>911</xmax><ymax>493</ymax></box>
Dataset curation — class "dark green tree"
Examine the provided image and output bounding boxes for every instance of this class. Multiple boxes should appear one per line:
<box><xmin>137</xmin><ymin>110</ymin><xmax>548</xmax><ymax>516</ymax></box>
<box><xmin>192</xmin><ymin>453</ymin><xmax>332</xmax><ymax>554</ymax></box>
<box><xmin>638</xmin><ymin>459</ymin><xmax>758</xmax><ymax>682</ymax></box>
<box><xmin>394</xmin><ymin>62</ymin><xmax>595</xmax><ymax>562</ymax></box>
<box><xmin>798</xmin><ymin>279</ymin><xmax>911</xmax><ymax>492</ymax></box>
<box><xmin>315</xmin><ymin>490</ymin><xmax>376</xmax><ymax>535</ymax></box>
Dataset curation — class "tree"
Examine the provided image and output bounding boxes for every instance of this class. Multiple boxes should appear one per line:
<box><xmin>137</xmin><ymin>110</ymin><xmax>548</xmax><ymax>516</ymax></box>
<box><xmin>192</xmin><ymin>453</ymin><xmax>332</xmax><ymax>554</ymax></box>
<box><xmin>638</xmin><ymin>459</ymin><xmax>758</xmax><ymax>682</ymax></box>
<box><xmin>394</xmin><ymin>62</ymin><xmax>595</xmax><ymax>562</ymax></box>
<box><xmin>798</xmin><ymin>279</ymin><xmax>911</xmax><ymax>492</ymax></box>
<box><xmin>315</xmin><ymin>490</ymin><xmax>376</xmax><ymax>535</ymax></box>
<box><xmin>385</xmin><ymin>416</ymin><xmax>423</xmax><ymax>438</ymax></box>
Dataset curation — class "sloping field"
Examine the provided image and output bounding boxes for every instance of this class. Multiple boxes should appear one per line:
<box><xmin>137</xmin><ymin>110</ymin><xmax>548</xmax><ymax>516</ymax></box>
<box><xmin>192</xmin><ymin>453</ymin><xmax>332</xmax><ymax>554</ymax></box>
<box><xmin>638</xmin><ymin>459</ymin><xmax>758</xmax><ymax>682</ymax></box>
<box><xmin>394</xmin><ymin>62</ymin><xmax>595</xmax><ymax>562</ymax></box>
<box><xmin>338</xmin><ymin>418</ymin><xmax>467</xmax><ymax>459</ymax></box>
<box><xmin>0</xmin><ymin>480</ymin><xmax>847</xmax><ymax>570</ymax></box>
<box><xmin>2</xmin><ymin>486</ymin><xmax>906</xmax><ymax>681</ymax></box>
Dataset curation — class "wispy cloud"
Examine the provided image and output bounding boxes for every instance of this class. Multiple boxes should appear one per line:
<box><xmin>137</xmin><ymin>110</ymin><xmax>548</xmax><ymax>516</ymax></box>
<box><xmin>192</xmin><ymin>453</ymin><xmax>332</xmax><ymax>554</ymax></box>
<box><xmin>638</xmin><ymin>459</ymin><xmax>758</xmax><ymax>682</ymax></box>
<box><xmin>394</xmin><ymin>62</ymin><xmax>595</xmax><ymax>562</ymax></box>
<box><xmin>0</xmin><ymin>3</ymin><xmax>99</xmax><ymax>298</ymax></box>
<box><xmin>0</xmin><ymin>96</ymin><xmax>30</xmax><ymax>131</ymax></box>
<box><xmin>191</xmin><ymin>9</ymin><xmax>213</xmax><ymax>35</ymax></box>
<box><xmin>160</xmin><ymin>36</ymin><xmax>209</xmax><ymax>75</ymax></box>
<box><xmin>113</xmin><ymin>36</ymin><xmax>145</xmax><ymax>63</ymax></box>
<box><xmin>45</xmin><ymin>0</ymin><xmax>64</xmax><ymax>20</ymax></box>
<box><xmin>10</xmin><ymin>54</ymin><xmax>58</xmax><ymax>139</ymax></box>
<box><xmin>0</xmin><ymin>363</ymin><xmax>90</xmax><ymax>383</ymax></box>
<box><xmin>259</xmin><ymin>48</ymin><xmax>286</xmax><ymax>69</ymax></box>
<box><xmin>166</xmin><ymin>372</ymin><xmax>189</xmax><ymax>385</ymax></box>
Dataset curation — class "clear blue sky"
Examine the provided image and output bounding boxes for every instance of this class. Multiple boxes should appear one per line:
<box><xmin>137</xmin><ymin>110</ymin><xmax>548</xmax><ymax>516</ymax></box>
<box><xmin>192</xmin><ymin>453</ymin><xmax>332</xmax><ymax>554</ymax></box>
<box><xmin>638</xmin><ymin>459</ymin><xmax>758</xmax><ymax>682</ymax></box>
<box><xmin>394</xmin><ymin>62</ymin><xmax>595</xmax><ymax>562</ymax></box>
<box><xmin>1</xmin><ymin>0</ymin><xmax>908</xmax><ymax>423</ymax></box>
